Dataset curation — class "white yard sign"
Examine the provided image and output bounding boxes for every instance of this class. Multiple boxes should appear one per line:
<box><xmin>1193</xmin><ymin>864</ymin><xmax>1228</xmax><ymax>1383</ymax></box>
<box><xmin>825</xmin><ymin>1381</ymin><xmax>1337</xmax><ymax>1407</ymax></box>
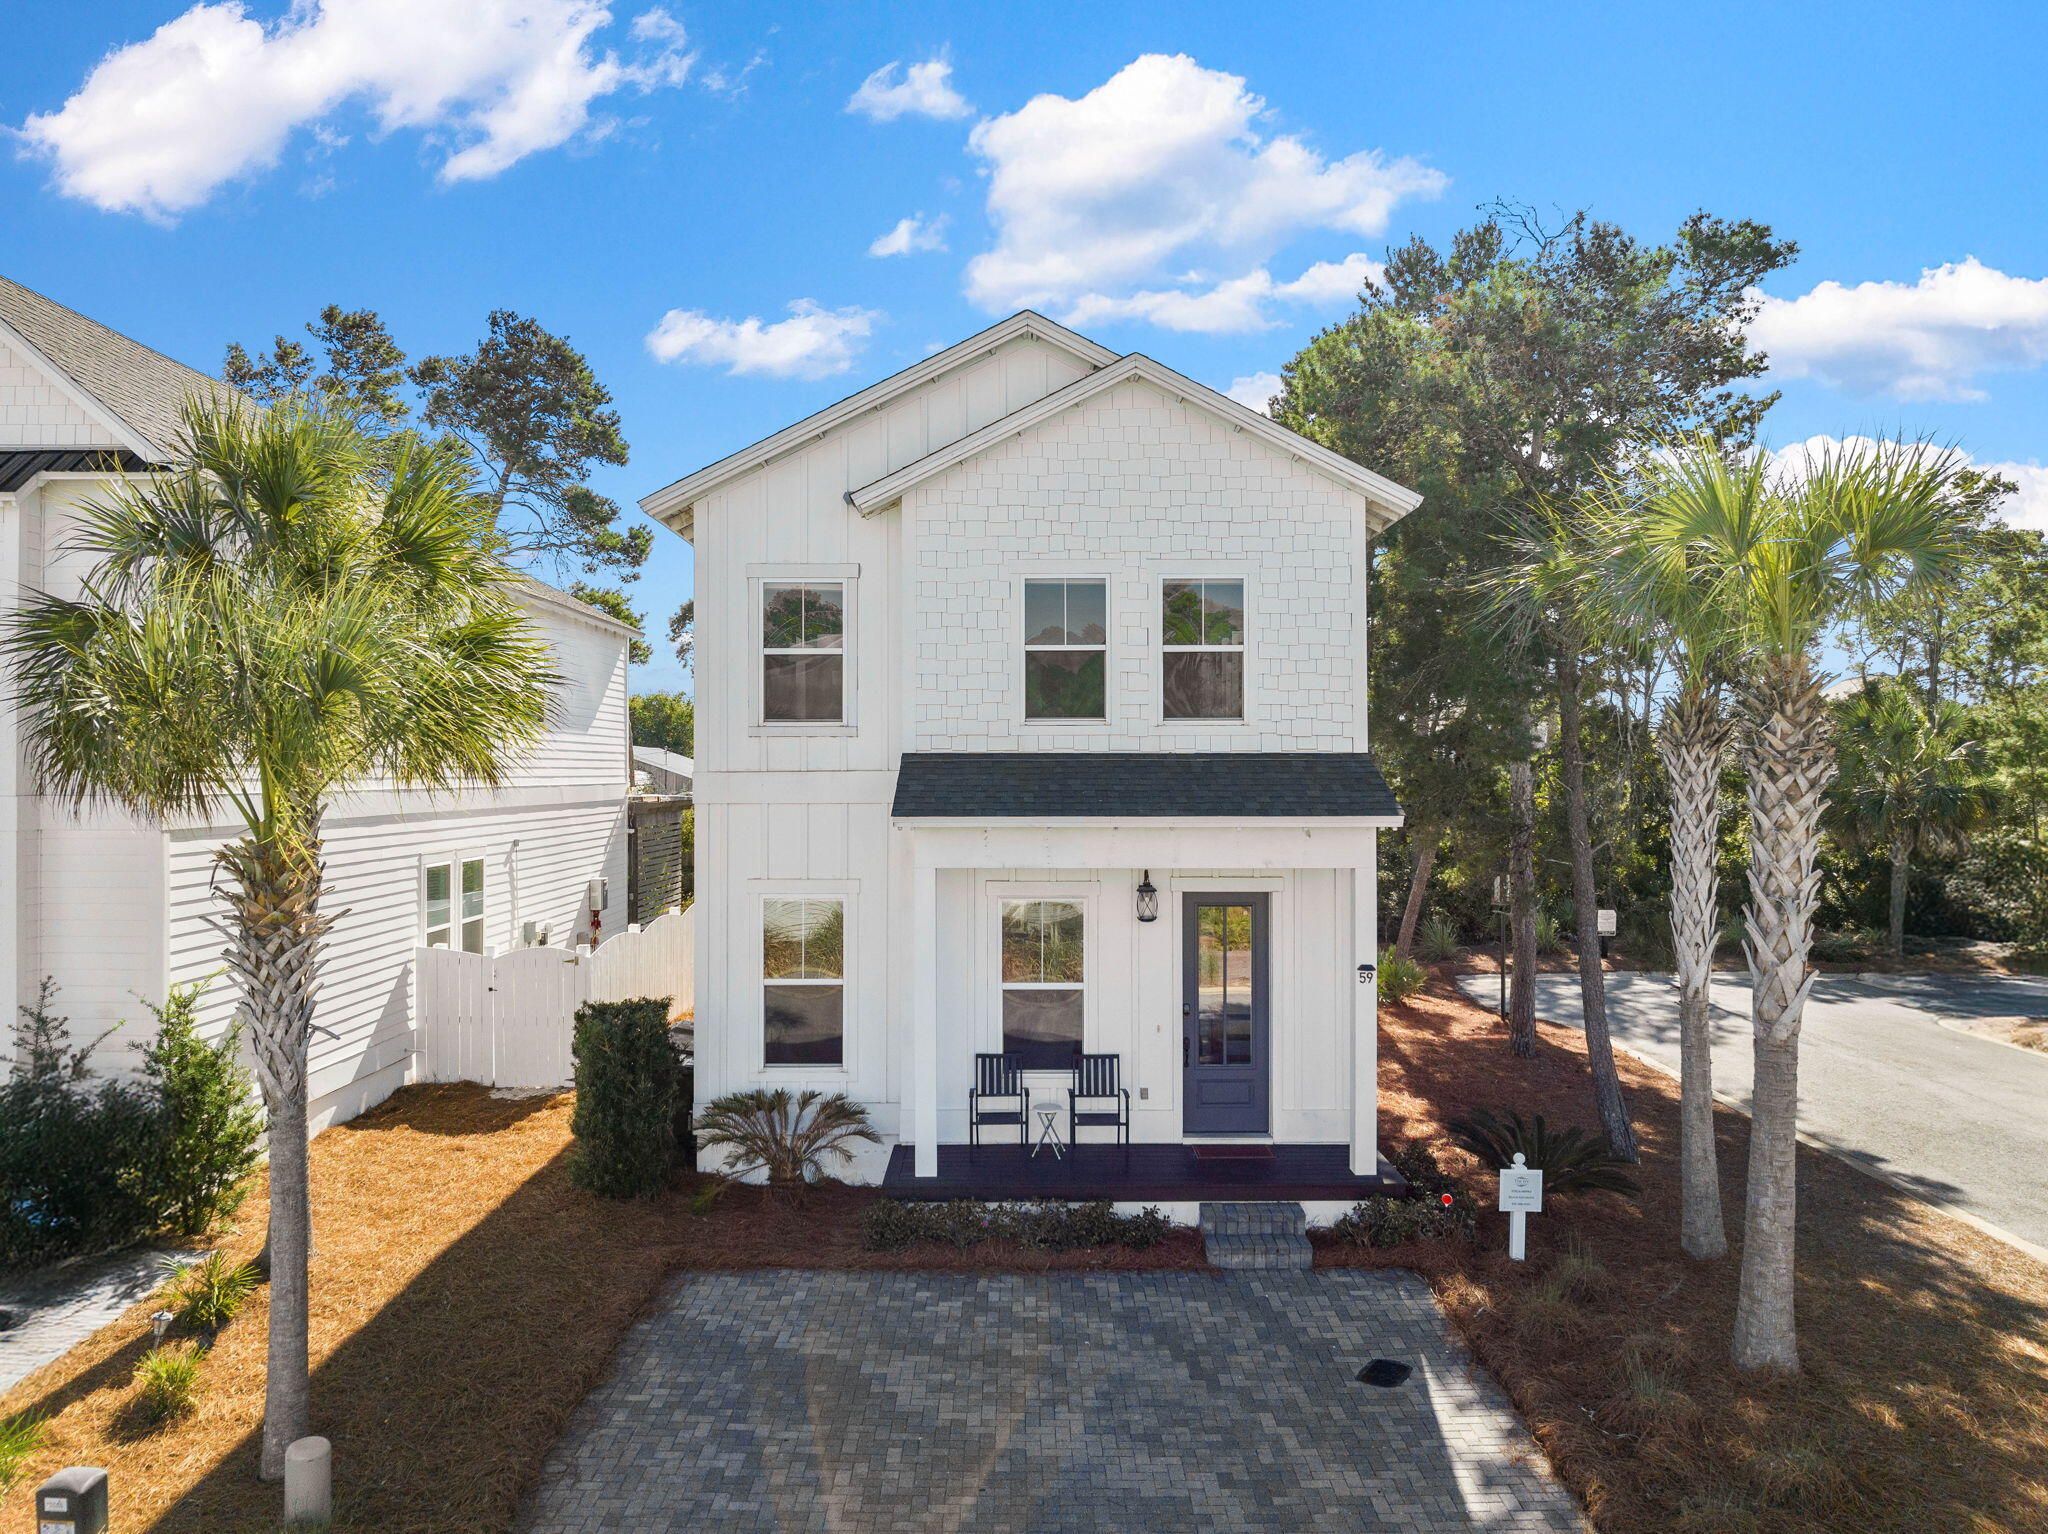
<box><xmin>1499</xmin><ymin>1152</ymin><xmax>1544</xmax><ymax>1260</ymax></box>
<box><xmin>1596</xmin><ymin>907</ymin><xmax>1618</xmax><ymax>937</ymax></box>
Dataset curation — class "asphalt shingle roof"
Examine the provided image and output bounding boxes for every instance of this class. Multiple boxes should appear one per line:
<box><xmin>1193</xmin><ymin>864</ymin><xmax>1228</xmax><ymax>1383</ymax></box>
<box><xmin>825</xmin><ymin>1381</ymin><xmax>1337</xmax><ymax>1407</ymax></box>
<box><xmin>0</xmin><ymin>274</ymin><xmax>229</xmax><ymax>457</ymax></box>
<box><xmin>891</xmin><ymin>751</ymin><xmax>1403</xmax><ymax>819</ymax></box>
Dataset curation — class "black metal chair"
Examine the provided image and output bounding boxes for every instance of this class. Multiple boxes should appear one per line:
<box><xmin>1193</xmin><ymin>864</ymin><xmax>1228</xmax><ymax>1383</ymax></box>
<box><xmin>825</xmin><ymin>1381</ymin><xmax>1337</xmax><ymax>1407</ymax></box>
<box><xmin>968</xmin><ymin>1052</ymin><xmax>1025</xmax><ymax>1147</ymax></box>
<box><xmin>1068</xmin><ymin>1052</ymin><xmax>1130</xmax><ymax>1147</ymax></box>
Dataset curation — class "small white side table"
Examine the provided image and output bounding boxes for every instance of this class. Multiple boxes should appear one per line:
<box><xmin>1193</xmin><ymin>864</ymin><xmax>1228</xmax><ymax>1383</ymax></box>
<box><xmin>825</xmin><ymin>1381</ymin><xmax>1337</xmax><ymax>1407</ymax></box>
<box><xmin>1031</xmin><ymin>1101</ymin><xmax>1066</xmax><ymax>1159</ymax></box>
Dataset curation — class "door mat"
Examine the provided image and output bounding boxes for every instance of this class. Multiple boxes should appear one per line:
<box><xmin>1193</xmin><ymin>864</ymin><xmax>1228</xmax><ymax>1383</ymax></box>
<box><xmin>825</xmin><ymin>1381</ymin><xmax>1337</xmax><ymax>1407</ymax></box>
<box><xmin>1192</xmin><ymin>1145</ymin><xmax>1276</xmax><ymax>1160</ymax></box>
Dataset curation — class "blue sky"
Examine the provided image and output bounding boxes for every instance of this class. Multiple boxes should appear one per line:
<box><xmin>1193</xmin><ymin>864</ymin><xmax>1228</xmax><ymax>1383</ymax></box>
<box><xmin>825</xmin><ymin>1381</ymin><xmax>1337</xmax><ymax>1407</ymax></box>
<box><xmin>7</xmin><ymin>0</ymin><xmax>2047</xmax><ymax>695</ymax></box>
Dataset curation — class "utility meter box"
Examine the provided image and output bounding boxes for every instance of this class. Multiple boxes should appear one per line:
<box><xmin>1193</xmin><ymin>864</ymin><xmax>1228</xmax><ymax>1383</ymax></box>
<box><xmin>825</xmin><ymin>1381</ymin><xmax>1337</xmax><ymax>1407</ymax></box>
<box><xmin>36</xmin><ymin>1468</ymin><xmax>109</xmax><ymax>1534</ymax></box>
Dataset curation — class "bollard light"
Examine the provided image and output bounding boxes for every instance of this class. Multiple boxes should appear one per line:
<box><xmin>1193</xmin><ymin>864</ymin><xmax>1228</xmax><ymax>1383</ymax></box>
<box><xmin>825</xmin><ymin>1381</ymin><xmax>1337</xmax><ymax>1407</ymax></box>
<box><xmin>151</xmin><ymin>1310</ymin><xmax>174</xmax><ymax>1346</ymax></box>
<box><xmin>284</xmin><ymin>1435</ymin><xmax>333</xmax><ymax>1525</ymax></box>
<box><xmin>36</xmin><ymin>1468</ymin><xmax>109</xmax><ymax>1534</ymax></box>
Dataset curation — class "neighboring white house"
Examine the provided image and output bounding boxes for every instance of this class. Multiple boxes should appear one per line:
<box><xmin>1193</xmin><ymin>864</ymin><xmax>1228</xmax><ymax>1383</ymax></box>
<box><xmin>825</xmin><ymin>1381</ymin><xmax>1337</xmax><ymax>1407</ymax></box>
<box><xmin>0</xmin><ymin>275</ymin><xmax>637</xmax><ymax>1130</ymax></box>
<box><xmin>632</xmin><ymin>745</ymin><xmax>694</xmax><ymax>795</ymax></box>
<box><xmin>641</xmin><ymin>311</ymin><xmax>1418</xmax><ymax>1194</ymax></box>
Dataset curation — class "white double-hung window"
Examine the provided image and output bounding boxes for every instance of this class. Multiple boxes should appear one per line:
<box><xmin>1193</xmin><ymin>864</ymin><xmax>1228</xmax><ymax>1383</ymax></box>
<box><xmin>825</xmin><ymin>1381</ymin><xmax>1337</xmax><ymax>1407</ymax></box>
<box><xmin>763</xmin><ymin>898</ymin><xmax>845</xmax><ymax>1065</ymax></box>
<box><xmin>761</xmin><ymin>581</ymin><xmax>846</xmax><ymax>723</ymax></box>
<box><xmin>1023</xmin><ymin>579</ymin><xmax>1107</xmax><ymax>720</ymax></box>
<box><xmin>424</xmin><ymin>857</ymin><xmax>486</xmax><ymax>953</ymax></box>
<box><xmin>1161</xmin><ymin>578</ymin><xmax>1245</xmax><ymax>720</ymax></box>
<box><xmin>999</xmin><ymin>899</ymin><xmax>1085</xmax><ymax>1069</ymax></box>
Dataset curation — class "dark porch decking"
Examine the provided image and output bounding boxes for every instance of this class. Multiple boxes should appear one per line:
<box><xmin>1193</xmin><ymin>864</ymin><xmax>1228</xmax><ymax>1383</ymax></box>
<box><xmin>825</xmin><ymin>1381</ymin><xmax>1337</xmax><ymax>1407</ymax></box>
<box><xmin>880</xmin><ymin>1143</ymin><xmax>1409</xmax><ymax>1202</ymax></box>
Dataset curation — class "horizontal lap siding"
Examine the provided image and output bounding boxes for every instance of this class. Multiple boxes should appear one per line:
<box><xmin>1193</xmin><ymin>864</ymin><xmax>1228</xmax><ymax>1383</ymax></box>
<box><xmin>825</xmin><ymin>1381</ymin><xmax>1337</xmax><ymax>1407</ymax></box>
<box><xmin>165</xmin><ymin>798</ymin><xmax>627</xmax><ymax>1118</ymax></box>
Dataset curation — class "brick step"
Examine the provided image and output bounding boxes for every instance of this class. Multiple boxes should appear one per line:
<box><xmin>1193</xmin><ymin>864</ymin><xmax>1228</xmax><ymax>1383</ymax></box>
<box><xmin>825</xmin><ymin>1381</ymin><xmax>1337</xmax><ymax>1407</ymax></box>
<box><xmin>1199</xmin><ymin>1201</ymin><xmax>1311</xmax><ymax>1270</ymax></box>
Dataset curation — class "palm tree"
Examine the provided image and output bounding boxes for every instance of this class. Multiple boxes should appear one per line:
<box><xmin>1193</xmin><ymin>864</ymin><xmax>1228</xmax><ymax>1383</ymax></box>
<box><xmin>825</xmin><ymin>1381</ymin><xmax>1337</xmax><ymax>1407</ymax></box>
<box><xmin>1587</xmin><ymin>451</ymin><xmax>1766</xmax><ymax>1261</ymax></box>
<box><xmin>5</xmin><ymin>400</ymin><xmax>555</xmax><ymax>1475</ymax></box>
<box><xmin>1830</xmin><ymin>678</ymin><xmax>1995</xmax><ymax>958</ymax></box>
<box><xmin>1636</xmin><ymin>439</ymin><xmax>1972</xmax><ymax>1370</ymax></box>
<box><xmin>1482</xmin><ymin>505</ymin><xmax>1639</xmax><ymax>1162</ymax></box>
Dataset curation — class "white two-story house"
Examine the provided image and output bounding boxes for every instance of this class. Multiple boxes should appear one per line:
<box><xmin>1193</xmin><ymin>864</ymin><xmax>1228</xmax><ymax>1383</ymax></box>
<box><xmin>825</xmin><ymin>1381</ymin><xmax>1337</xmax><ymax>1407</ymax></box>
<box><xmin>643</xmin><ymin>312</ymin><xmax>1418</xmax><ymax>1198</ymax></box>
<box><xmin>0</xmin><ymin>274</ymin><xmax>637</xmax><ymax>1130</ymax></box>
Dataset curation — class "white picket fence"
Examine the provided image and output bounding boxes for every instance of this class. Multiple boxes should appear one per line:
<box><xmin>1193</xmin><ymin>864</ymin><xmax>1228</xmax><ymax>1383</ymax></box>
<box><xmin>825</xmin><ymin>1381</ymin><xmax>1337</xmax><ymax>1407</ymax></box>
<box><xmin>415</xmin><ymin>905</ymin><xmax>694</xmax><ymax>1089</ymax></box>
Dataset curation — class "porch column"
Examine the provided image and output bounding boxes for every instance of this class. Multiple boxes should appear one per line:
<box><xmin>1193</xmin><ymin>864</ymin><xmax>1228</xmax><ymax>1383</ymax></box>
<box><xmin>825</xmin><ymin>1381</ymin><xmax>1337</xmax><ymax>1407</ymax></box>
<box><xmin>1349</xmin><ymin>838</ymin><xmax>1380</xmax><ymax>1175</ymax></box>
<box><xmin>911</xmin><ymin>859</ymin><xmax>939</xmax><ymax>1177</ymax></box>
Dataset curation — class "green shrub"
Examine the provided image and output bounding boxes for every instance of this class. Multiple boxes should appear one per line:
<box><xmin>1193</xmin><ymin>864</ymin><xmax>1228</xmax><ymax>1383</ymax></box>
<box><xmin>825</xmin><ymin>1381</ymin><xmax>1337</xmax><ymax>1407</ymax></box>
<box><xmin>1448</xmin><ymin>1107</ymin><xmax>1642</xmax><ymax>1197</ymax></box>
<box><xmin>1328</xmin><ymin>1142</ymin><xmax>1477</xmax><ymax>1247</ymax></box>
<box><xmin>569</xmin><ymin>997</ymin><xmax>684</xmax><ymax>1199</ymax></box>
<box><xmin>138</xmin><ymin>981</ymin><xmax>264</xmax><ymax>1237</ymax></box>
<box><xmin>861</xmin><ymin>1199</ymin><xmax>1172</xmax><ymax>1252</ymax></box>
<box><xmin>1810</xmin><ymin>927</ymin><xmax>1882</xmax><ymax>964</ymax></box>
<box><xmin>1534</xmin><ymin>909</ymin><xmax>1566</xmax><ymax>955</ymax></box>
<box><xmin>0</xmin><ymin>1411</ymin><xmax>47</xmax><ymax>1501</ymax></box>
<box><xmin>672</xmin><ymin>1061</ymin><xmax>696</xmax><ymax>1163</ymax></box>
<box><xmin>1377</xmin><ymin>949</ymin><xmax>1427</xmax><ymax>1005</ymax></box>
<box><xmin>133</xmin><ymin>1342</ymin><xmax>204</xmax><ymax>1424</ymax></box>
<box><xmin>1415</xmin><ymin>913</ymin><xmax>1463</xmax><ymax>963</ymax></box>
<box><xmin>161</xmin><ymin>1251</ymin><xmax>260</xmax><ymax>1334</ymax></box>
<box><xmin>0</xmin><ymin>980</ymin><xmax>162</xmax><ymax>1273</ymax></box>
<box><xmin>695</xmin><ymin>1088</ymin><xmax>880</xmax><ymax>1187</ymax></box>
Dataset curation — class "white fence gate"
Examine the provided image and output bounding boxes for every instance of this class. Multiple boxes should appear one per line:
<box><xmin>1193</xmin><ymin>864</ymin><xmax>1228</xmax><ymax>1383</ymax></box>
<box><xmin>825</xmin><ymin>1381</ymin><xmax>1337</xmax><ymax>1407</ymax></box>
<box><xmin>415</xmin><ymin>905</ymin><xmax>695</xmax><ymax>1089</ymax></box>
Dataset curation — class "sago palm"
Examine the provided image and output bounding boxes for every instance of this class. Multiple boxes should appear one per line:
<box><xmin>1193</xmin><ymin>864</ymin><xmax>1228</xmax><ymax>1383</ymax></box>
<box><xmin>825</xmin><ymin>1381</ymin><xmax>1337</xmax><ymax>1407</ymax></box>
<box><xmin>694</xmin><ymin>1087</ymin><xmax>882</xmax><ymax>1186</ymax></box>
<box><xmin>1637</xmin><ymin>438</ymin><xmax>1973</xmax><ymax>1371</ymax></box>
<box><xmin>4</xmin><ymin>399</ymin><xmax>555</xmax><ymax>1475</ymax></box>
<box><xmin>1587</xmin><ymin>448</ymin><xmax>1767</xmax><ymax>1261</ymax></box>
<box><xmin>1829</xmin><ymin>678</ymin><xmax>1994</xmax><ymax>958</ymax></box>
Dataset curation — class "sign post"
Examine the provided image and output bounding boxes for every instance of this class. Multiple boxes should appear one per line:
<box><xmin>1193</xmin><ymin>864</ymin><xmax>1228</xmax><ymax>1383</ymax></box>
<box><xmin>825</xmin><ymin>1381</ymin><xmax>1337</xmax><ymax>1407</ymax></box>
<box><xmin>1498</xmin><ymin>1152</ymin><xmax>1544</xmax><ymax>1260</ymax></box>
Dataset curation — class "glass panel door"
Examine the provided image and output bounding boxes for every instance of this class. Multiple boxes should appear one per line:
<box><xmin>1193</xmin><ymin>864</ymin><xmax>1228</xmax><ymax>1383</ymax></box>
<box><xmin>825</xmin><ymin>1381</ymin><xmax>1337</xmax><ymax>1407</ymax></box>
<box><xmin>1182</xmin><ymin>893</ymin><xmax>1269</xmax><ymax>1134</ymax></box>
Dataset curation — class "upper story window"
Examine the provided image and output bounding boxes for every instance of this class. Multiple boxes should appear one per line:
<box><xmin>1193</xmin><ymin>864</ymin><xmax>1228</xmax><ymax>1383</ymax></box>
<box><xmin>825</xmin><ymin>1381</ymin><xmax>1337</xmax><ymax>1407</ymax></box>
<box><xmin>762</xmin><ymin>582</ymin><xmax>844</xmax><ymax>723</ymax></box>
<box><xmin>1023</xmin><ymin>579</ymin><xmax>1106</xmax><ymax>721</ymax></box>
<box><xmin>1161</xmin><ymin>579</ymin><xmax>1244</xmax><ymax>720</ymax></box>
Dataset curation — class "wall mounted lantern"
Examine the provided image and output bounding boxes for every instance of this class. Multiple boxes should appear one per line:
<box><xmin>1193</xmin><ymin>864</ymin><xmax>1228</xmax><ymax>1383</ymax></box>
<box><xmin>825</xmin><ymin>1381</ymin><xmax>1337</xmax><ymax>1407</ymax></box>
<box><xmin>1135</xmin><ymin>872</ymin><xmax>1159</xmax><ymax>923</ymax></box>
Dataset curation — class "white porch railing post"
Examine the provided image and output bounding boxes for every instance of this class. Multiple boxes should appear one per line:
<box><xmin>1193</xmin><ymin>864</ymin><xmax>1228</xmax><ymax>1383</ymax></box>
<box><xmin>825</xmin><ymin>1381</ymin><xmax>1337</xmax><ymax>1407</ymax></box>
<box><xmin>1350</xmin><ymin>836</ymin><xmax>1380</xmax><ymax>1176</ymax></box>
<box><xmin>912</xmin><ymin>860</ymin><xmax>940</xmax><ymax>1177</ymax></box>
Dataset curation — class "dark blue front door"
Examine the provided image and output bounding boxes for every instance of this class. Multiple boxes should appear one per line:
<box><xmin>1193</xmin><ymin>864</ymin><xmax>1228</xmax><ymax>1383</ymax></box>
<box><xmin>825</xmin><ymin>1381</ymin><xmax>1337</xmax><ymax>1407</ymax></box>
<box><xmin>1181</xmin><ymin>893</ymin><xmax>1270</xmax><ymax>1135</ymax></box>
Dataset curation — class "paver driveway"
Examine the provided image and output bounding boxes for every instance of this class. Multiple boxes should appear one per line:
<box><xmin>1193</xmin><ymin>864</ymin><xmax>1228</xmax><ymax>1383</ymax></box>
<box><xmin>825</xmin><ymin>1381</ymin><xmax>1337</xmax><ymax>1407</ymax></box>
<box><xmin>518</xmin><ymin>1269</ymin><xmax>1585</xmax><ymax>1534</ymax></box>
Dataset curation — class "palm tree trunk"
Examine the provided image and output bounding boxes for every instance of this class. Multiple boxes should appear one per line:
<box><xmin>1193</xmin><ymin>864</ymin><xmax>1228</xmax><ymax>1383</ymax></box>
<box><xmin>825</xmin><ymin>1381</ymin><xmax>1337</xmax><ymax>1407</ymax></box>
<box><xmin>1508</xmin><ymin>759</ymin><xmax>1538</xmax><ymax>1058</ymax></box>
<box><xmin>1394</xmin><ymin>826</ymin><xmax>1439</xmax><ymax>960</ymax></box>
<box><xmin>1659</xmin><ymin>687</ymin><xmax>1730</xmax><ymax>1260</ymax></box>
<box><xmin>217</xmin><ymin>827</ymin><xmax>333</xmax><ymax>1479</ymax></box>
<box><xmin>1887</xmin><ymin>825</ymin><xmax>1911</xmax><ymax>960</ymax></box>
<box><xmin>1733</xmin><ymin>657</ymin><xmax>1835</xmax><ymax>1373</ymax></box>
<box><xmin>1557</xmin><ymin>652</ymin><xmax>1639</xmax><ymax>1161</ymax></box>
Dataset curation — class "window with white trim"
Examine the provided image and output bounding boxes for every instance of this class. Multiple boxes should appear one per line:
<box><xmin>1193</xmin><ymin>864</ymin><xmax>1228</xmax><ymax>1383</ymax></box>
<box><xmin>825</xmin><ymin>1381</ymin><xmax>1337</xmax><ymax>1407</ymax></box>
<box><xmin>424</xmin><ymin>857</ymin><xmax>486</xmax><ymax>952</ymax></box>
<box><xmin>763</xmin><ymin>898</ymin><xmax>844</xmax><ymax>1065</ymax></box>
<box><xmin>1000</xmin><ymin>899</ymin><xmax>1084</xmax><ymax>1069</ymax></box>
<box><xmin>1161</xmin><ymin>578</ymin><xmax>1244</xmax><ymax>720</ymax></box>
<box><xmin>761</xmin><ymin>582</ymin><xmax>845</xmax><ymax>722</ymax></box>
<box><xmin>1023</xmin><ymin>579</ymin><xmax>1106</xmax><ymax>720</ymax></box>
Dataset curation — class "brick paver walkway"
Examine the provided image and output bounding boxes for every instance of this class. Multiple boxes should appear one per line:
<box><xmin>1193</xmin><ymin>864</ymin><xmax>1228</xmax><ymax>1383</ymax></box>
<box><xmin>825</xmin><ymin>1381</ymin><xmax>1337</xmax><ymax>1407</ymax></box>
<box><xmin>0</xmin><ymin>1248</ymin><xmax>170</xmax><ymax>1394</ymax></box>
<box><xmin>518</xmin><ymin>1270</ymin><xmax>1586</xmax><ymax>1533</ymax></box>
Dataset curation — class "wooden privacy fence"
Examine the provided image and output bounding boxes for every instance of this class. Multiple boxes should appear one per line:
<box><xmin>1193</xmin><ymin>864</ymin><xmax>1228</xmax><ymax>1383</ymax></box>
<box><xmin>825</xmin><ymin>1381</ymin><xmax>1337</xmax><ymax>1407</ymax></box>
<box><xmin>415</xmin><ymin>905</ymin><xmax>695</xmax><ymax>1089</ymax></box>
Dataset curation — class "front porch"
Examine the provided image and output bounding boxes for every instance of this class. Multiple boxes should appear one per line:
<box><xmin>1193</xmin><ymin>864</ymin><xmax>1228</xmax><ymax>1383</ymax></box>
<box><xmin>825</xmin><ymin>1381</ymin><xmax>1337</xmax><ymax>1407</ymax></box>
<box><xmin>880</xmin><ymin>1142</ymin><xmax>1409</xmax><ymax>1201</ymax></box>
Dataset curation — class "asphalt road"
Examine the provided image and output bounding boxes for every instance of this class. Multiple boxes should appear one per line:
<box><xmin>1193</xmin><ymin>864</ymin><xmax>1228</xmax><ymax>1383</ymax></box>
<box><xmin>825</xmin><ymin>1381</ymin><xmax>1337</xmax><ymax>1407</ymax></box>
<box><xmin>1454</xmin><ymin>969</ymin><xmax>2048</xmax><ymax>1250</ymax></box>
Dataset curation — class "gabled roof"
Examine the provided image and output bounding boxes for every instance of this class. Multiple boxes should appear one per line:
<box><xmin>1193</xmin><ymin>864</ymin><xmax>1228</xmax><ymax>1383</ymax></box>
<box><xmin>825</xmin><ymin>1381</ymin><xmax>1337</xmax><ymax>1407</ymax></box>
<box><xmin>892</xmin><ymin>752</ymin><xmax>1403</xmax><ymax>821</ymax></box>
<box><xmin>637</xmin><ymin>311</ymin><xmax>1118</xmax><ymax>529</ymax></box>
<box><xmin>845</xmin><ymin>352</ymin><xmax>1422</xmax><ymax>533</ymax></box>
<box><xmin>633</xmin><ymin>746</ymin><xmax>695</xmax><ymax>778</ymax></box>
<box><xmin>0</xmin><ymin>274</ymin><xmax>228</xmax><ymax>459</ymax></box>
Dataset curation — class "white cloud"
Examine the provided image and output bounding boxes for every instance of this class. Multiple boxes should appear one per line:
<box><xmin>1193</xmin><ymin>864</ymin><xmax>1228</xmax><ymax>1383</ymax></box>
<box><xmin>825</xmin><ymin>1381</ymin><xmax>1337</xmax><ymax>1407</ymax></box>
<box><xmin>1060</xmin><ymin>252</ymin><xmax>1385</xmax><ymax>335</ymax></box>
<box><xmin>868</xmin><ymin>213</ymin><xmax>950</xmax><ymax>257</ymax></box>
<box><xmin>1750</xmin><ymin>258</ymin><xmax>2048</xmax><ymax>402</ymax></box>
<box><xmin>644</xmin><ymin>299</ymin><xmax>880</xmax><ymax>379</ymax></box>
<box><xmin>845</xmin><ymin>58</ymin><xmax>970</xmax><ymax>122</ymax></box>
<box><xmin>19</xmin><ymin>0</ymin><xmax>694</xmax><ymax>219</ymax></box>
<box><xmin>1224</xmin><ymin>372</ymin><xmax>1283</xmax><ymax>414</ymax></box>
<box><xmin>1761</xmin><ymin>434</ymin><xmax>2048</xmax><ymax>531</ymax></box>
<box><xmin>962</xmin><ymin>54</ymin><xmax>1440</xmax><ymax>329</ymax></box>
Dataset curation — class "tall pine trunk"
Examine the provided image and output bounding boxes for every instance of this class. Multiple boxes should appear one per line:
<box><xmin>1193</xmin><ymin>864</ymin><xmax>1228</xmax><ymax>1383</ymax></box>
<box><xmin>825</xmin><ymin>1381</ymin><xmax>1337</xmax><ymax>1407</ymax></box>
<box><xmin>1659</xmin><ymin>687</ymin><xmax>1730</xmax><ymax>1260</ymax></box>
<box><xmin>1508</xmin><ymin>759</ymin><xmax>1538</xmax><ymax>1058</ymax></box>
<box><xmin>1733</xmin><ymin>657</ymin><xmax>1834</xmax><ymax>1372</ymax></box>
<box><xmin>1394</xmin><ymin>826</ymin><xmax>1439</xmax><ymax>960</ymax></box>
<box><xmin>218</xmin><ymin>827</ymin><xmax>333</xmax><ymax>1479</ymax></box>
<box><xmin>1887</xmin><ymin>824</ymin><xmax>1912</xmax><ymax>960</ymax></box>
<box><xmin>1556</xmin><ymin>652</ymin><xmax>1638</xmax><ymax>1161</ymax></box>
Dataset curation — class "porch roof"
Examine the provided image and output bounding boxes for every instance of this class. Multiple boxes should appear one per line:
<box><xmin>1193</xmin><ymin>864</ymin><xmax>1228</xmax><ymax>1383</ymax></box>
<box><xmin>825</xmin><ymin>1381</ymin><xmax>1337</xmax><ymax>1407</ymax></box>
<box><xmin>891</xmin><ymin>751</ymin><xmax>1402</xmax><ymax>821</ymax></box>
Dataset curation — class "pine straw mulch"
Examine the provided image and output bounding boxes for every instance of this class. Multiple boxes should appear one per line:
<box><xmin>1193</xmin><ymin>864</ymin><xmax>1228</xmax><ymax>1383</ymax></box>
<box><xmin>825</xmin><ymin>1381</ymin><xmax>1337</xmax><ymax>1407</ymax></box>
<box><xmin>1324</xmin><ymin>976</ymin><xmax>2048</xmax><ymax>1534</ymax></box>
<box><xmin>0</xmin><ymin>1085</ymin><xmax>1203</xmax><ymax>1534</ymax></box>
<box><xmin>3</xmin><ymin>980</ymin><xmax>2045</xmax><ymax>1534</ymax></box>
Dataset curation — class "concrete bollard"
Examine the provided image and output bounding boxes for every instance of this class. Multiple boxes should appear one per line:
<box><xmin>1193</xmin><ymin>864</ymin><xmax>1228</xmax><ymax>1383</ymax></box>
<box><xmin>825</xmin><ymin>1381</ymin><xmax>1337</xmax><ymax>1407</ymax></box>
<box><xmin>283</xmin><ymin>1436</ymin><xmax>332</xmax><ymax>1524</ymax></box>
